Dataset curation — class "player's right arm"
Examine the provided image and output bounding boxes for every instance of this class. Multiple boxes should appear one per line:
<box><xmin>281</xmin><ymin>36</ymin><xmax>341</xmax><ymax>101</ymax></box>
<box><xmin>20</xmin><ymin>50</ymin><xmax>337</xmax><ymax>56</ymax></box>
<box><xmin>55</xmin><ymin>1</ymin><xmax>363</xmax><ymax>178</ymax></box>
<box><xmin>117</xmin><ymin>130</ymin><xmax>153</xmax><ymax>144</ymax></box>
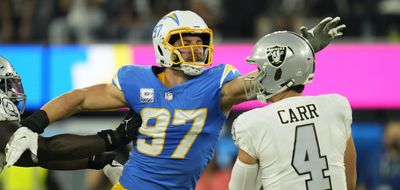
<box><xmin>14</xmin><ymin>150</ymin><xmax>117</xmax><ymax>171</ymax></box>
<box><xmin>5</xmin><ymin>109</ymin><xmax>140</xmax><ymax>166</ymax></box>
<box><xmin>344</xmin><ymin>136</ymin><xmax>357</xmax><ymax>190</ymax></box>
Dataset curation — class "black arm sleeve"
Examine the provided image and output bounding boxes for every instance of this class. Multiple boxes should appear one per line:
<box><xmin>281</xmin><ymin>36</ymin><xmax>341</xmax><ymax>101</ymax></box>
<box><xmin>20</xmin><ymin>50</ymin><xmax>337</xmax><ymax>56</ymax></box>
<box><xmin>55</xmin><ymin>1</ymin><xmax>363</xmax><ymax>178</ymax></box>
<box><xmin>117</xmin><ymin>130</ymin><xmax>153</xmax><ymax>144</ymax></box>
<box><xmin>15</xmin><ymin>152</ymin><xmax>115</xmax><ymax>170</ymax></box>
<box><xmin>14</xmin><ymin>151</ymin><xmax>90</xmax><ymax>170</ymax></box>
<box><xmin>20</xmin><ymin>110</ymin><xmax>49</xmax><ymax>134</ymax></box>
<box><xmin>37</xmin><ymin>134</ymin><xmax>107</xmax><ymax>161</ymax></box>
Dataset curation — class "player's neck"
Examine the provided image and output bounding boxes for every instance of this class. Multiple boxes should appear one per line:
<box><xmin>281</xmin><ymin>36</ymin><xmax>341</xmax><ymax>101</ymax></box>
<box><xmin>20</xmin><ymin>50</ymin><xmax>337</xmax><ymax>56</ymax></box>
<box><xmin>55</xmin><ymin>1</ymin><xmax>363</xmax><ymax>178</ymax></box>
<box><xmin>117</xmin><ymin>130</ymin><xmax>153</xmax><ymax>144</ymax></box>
<box><xmin>163</xmin><ymin>68</ymin><xmax>189</xmax><ymax>88</ymax></box>
<box><xmin>270</xmin><ymin>90</ymin><xmax>301</xmax><ymax>103</ymax></box>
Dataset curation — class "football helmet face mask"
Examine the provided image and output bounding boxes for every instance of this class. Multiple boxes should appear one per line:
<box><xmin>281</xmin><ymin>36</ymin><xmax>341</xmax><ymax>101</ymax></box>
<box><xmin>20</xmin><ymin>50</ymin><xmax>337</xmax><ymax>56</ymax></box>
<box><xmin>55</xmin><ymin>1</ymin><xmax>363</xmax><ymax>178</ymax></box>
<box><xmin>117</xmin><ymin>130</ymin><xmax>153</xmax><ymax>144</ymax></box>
<box><xmin>244</xmin><ymin>31</ymin><xmax>315</xmax><ymax>103</ymax></box>
<box><xmin>0</xmin><ymin>56</ymin><xmax>26</xmax><ymax>113</ymax></box>
<box><xmin>152</xmin><ymin>10</ymin><xmax>213</xmax><ymax>76</ymax></box>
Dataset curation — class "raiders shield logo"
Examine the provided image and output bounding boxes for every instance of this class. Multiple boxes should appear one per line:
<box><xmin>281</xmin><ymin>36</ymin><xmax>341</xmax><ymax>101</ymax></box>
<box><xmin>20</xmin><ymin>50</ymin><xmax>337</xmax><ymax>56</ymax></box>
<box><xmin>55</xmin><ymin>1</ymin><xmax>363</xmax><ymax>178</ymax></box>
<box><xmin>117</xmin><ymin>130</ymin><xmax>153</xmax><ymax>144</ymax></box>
<box><xmin>266</xmin><ymin>46</ymin><xmax>287</xmax><ymax>67</ymax></box>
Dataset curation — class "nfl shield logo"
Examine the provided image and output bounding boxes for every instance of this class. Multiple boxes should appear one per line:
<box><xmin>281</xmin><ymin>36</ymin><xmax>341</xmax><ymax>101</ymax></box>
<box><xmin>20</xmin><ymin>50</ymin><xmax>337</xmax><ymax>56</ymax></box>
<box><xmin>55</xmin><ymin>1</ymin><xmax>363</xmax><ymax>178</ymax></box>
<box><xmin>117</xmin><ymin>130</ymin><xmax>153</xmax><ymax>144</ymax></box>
<box><xmin>140</xmin><ymin>88</ymin><xmax>154</xmax><ymax>103</ymax></box>
<box><xmin>266</xmin><ymin>46</ymin><xmax>287</xmax><ymax>67</ymax></box>
<box><xmin>165</xmin><ymin>92</ymin><xmax>173</xmax><ymax>101</ymax></box>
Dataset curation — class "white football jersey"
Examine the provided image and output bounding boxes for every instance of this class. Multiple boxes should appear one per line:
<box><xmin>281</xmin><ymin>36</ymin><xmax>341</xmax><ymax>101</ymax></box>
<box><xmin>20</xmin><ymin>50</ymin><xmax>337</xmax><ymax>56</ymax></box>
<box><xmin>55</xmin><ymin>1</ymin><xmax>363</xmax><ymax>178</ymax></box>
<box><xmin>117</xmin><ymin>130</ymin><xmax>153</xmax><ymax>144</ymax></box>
<box><xmin>0</xmin><ymin>93</ymin><xmax>20</xmax><ymax>122</ymax></box>
<box><xmin>232</xmin><ymin>94</ymin><xmax>352</xmax><ymax>190</ymax></box>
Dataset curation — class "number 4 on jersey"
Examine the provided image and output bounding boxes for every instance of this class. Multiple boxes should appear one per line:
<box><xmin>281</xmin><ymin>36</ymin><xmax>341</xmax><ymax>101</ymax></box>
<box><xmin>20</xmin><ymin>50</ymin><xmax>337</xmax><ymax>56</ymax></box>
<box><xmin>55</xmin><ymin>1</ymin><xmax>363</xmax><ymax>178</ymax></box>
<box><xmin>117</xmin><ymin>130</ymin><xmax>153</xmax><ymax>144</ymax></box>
<box><xmin>291</xmin><ymin>123</ymin><xmax>332</xmax><ymax>190</ymax></box>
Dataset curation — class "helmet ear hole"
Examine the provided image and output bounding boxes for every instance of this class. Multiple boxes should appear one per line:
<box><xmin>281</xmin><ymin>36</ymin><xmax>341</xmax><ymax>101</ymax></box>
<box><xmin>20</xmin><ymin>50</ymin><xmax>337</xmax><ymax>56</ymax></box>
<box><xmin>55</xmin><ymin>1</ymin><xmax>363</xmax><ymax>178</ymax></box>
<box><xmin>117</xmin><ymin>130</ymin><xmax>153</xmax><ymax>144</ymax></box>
<box><xmin>274</xmin><ymin>68</ymin><xmax>282</xmax><ymax>81</ymax></box>
<box><xmin>157</xmin><ymin>45</ymin><xmax>164</xmax><ymax>56</ymax></box>
<box><xmin>171</xmin><ymin>53</ymin><xmax>179</xmax><ymax>63</ymax></box>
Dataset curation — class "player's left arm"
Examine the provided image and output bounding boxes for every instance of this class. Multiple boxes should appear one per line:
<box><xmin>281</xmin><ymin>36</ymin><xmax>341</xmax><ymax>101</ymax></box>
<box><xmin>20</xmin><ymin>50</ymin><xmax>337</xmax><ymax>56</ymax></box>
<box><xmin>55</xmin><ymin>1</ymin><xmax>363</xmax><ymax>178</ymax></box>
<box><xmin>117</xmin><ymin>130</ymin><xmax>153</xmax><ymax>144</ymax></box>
<box><xmin>221</xmin><ymin>71</ymin><xmax>258</xmax><ymax>114</ymax></box>
<box><xmin>229</xmin><ymin>149</ymin><xmax>260</xmax><ymax>190</ymax></box>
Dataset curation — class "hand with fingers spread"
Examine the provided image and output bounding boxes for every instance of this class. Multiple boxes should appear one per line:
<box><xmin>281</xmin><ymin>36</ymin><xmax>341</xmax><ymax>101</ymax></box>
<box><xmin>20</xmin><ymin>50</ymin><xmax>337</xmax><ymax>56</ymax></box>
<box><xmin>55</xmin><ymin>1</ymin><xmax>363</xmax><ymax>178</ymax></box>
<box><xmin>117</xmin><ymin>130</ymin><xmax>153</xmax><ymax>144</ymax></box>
<box><xmin>5</xmin><ymin>127</ymin><xmax>39</xmax><ymax>166</ymax></box>
<box><xmin>300</xmin><ymin>17</ymin><xmax>346</xmax><ymax>52</ymax></box>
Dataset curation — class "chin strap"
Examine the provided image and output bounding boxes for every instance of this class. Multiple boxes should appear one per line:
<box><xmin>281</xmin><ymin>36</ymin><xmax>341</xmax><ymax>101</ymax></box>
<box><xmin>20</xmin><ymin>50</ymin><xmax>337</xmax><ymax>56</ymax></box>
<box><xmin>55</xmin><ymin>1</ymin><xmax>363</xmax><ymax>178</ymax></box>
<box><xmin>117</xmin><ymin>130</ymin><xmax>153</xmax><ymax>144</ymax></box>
<box><xmin>180</xmin><ymin>63</ymin><xmax>204</xmax><ymax>76</ymax></box>
<box><xmin>257</xmin><ymin>79</ymin><xmax>295</xmax><ymax>103</ymax></box>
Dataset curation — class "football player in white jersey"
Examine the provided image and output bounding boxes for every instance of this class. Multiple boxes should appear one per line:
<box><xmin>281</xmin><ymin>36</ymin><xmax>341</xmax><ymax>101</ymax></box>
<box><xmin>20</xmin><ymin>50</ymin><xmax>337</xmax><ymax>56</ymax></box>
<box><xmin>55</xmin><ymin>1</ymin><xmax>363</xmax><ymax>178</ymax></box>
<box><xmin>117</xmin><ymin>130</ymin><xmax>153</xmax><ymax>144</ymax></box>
<box><xmin>229</xmin><ymin>31</ymin><xmax>356</xmax><ymax>190</ymax></box>
<box><xmin>0</xmin><ymin>56</ymin><xmax>141</xmax><ymax>173</ymax></box>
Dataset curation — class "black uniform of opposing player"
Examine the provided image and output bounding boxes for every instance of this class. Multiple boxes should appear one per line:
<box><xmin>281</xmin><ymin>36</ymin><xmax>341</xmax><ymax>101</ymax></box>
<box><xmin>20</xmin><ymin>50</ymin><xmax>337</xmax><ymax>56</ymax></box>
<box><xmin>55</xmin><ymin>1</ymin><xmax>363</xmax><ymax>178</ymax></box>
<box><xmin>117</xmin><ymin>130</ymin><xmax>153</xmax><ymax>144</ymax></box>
<box><xmin>0</xmin><ymin>56</ymin><xmax>141</xmax><ymax>172</ymax></box>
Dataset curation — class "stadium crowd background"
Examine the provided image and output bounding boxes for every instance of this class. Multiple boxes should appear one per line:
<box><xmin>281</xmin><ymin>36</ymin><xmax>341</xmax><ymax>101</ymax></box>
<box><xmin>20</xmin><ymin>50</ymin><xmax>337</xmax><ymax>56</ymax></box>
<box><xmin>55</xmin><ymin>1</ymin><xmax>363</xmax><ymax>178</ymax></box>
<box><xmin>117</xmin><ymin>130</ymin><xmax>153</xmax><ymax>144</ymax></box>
<box><xmin>0</xmin><ymin>0</ymin><xmax>400</xmax><ymax>190</ymax></box>
<box><xmin>1</xmin><ymin>0</ymin><xmax>400</xmax><ymax>44</ymax></box>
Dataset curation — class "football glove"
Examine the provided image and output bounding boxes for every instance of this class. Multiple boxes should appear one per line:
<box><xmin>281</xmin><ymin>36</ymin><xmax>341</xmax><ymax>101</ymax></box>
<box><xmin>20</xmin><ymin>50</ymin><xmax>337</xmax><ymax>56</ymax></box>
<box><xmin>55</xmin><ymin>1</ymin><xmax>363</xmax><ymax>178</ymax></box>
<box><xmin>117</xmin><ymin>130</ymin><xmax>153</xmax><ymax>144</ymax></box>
<box><xmin>300</xmin><ymin>17</ymin><xmax>346</xmax><ymax>52</ymax></box>
<box><xmin>103</xmin><ymin>160</ymin><xmax>124</xmax><ymax>185</ymax></box>
<box><xmin>5</xmin><ymin>127</ymin><xmax>39</xmax><ymax>166</ymax></box>
<box><xmin>87</xmin><ymin>152</ymin><xmax>116</xmax><ymax>170</ymax></box>
<box><xmin>97</xmin><ymin>109</ymin><xmax>142</xmax><ymax>151</ymax></box>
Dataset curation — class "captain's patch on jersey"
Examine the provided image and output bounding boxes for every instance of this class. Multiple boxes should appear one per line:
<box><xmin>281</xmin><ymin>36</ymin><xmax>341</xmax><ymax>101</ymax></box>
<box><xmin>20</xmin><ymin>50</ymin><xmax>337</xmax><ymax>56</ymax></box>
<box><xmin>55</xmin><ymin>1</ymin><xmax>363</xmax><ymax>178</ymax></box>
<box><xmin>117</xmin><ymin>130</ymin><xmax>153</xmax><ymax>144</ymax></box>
<box><xmin>140</xmin><ymin>88</ymin><xmax>154</xmax><ymax>103</ymax></box>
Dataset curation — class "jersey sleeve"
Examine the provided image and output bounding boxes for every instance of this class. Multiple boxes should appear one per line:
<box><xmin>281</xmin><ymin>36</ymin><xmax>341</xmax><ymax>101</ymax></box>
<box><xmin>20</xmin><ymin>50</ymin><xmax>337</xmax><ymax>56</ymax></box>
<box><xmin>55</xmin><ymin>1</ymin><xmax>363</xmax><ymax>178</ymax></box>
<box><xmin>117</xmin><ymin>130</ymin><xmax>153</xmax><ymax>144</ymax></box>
<box><xmin>218</xmin><ymin>64</ymin><xmax>241</xmax><ymax>88</ymax></box>
<box><xmin>111</xmin><ymin>65</ymin><xmax>138</xmax><ymax>107</ymax></box>
<box><xmin>231</xmin><ymin>115</ymin><xmax>257</xmax><ymax>159</ymax></box>
<box><xmin>333</xmin><ymin>94</ymin><xmax>353</xmax><ymax>139</ymax></box>
<box><xmin>112</xmin><ymin>65</ymin><xmax>129</xmax><ymax>91</ymax></box>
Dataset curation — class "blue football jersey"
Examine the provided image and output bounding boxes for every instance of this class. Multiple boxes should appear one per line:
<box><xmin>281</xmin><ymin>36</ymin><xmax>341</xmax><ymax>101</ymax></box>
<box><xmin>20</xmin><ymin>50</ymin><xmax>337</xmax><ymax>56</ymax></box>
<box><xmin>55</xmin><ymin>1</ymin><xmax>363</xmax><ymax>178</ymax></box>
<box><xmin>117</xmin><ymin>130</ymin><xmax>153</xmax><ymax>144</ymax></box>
<box><xmin>112</xmin><ymin>64</ymin><xmax>241</xmax><ymax>190</ymax></box>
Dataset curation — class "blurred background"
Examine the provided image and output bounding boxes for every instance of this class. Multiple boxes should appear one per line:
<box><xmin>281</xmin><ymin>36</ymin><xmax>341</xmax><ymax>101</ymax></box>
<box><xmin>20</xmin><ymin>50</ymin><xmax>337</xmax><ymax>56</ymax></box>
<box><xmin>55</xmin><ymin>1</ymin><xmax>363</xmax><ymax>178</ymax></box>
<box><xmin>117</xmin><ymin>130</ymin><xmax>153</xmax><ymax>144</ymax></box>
<box><xmin>0</xmin><ymin>0</ymin><xmax>400</xmax><ymax>190</ymax></box>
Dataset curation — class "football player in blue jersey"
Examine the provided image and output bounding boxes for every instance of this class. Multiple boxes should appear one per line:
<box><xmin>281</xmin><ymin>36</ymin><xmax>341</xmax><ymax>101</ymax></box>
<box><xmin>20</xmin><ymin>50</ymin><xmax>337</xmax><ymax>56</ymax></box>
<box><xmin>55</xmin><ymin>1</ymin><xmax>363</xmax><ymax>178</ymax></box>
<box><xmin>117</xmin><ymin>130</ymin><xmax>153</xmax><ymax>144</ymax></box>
<box><xmin>6</xmin><ymin>10</ymin><xmax>345</xmax><ymax>190</ymax></box>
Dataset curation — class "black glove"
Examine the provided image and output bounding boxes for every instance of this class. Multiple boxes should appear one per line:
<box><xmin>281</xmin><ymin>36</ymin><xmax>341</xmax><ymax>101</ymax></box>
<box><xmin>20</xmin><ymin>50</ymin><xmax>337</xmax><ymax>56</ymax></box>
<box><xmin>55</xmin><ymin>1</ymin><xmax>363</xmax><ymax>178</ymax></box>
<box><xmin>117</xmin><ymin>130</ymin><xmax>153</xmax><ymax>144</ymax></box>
<box><xmin>97</xmin><ymin>109</ymin><xmax>142</xmax><ymax>151</ymax></box>
<box><xmin>299</xmin><ymin>17</ymin><xmax>346</xmax><ymax>52</ymax></box>
<box><xmin>87</xmin><ymin>153</ymin><xmax>117</xmax><ymax>170</ymax></box>
<box><xmin>20</xmin><ymin>110</ymin><xmax>50</xmax><ymax>134</ymax></box>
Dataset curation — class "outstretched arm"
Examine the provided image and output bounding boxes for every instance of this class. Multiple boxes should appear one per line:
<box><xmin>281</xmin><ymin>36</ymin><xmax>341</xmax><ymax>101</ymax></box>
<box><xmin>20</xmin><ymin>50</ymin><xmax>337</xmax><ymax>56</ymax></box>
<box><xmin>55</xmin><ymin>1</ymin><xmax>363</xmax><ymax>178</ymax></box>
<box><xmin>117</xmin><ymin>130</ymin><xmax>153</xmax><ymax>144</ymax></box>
<box><xmin>0</xmin><ymin>121</ymin><xmax>105</xmax><ymax>169</ymax></box>
<box><xmin>37</xmin><ymin>134</ymin><xmax>106</xmax><ymax>161</ymax></box>
<box><xmin>221</xmin><ymin>71</ymin><xmax>258</xmax><ymax>114</ymax></box>
<box><xmin>5</xmin><ymin>109</ymin><xmax>141</xmax><ymax>166</ymax></box>
<box><xmin>22</xmin><ymin>83</ymin><xmax>127</xmax><ymax>134</ymax></box>
<box><xmin>14</xmin><ymin>150</ymin><xmax>89</xmax><ymax>169</ymax></box>
<box><xmin>15</xmin><ymin>151</ymin><xmax>116</xmax><ymax>171</ymax></box>
<box><xmin>43</xmin><ymin>83</ymin><xmax>127</xmax><ymax>123</ymax></box>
